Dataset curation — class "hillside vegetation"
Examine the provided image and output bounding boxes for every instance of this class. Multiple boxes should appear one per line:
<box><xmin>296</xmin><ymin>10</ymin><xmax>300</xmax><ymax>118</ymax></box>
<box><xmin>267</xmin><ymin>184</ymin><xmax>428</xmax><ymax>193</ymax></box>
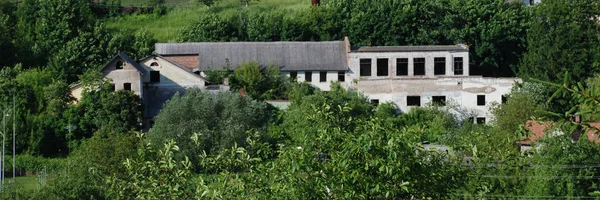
<box><xmin>106</xmin><ymin>0</ymin><xmax>311</xmax><ymax>42</ymax></box>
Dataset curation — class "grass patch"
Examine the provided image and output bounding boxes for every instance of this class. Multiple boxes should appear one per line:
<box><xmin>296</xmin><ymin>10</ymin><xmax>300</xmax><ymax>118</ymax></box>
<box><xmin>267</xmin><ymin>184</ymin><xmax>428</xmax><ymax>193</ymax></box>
<box><xmin>105</xmin><ymin>0</ymin><xmax>311</xmax><ymax>42</ymax></box>
<box><xmin>6</xmin><ymin>176</ymin><xmax>43</xmax><ymax>192</ymax></box>
<box><xmin>121</xmin><ymin>0</ymin><xmax>195</xmax><ymax>8</ymax></box>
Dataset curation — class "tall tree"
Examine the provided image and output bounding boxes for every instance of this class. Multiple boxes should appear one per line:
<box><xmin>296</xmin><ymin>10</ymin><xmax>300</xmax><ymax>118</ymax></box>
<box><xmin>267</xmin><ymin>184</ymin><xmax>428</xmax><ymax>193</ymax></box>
<box><xmin>519</xmin><ymin>0</ymin><xmax>600</xmax><ymax>83</ymax></box>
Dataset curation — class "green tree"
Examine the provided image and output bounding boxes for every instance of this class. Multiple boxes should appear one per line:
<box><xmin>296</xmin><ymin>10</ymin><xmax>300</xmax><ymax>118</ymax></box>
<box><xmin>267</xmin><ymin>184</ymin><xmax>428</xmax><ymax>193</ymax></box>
<box><xmin>519</xmin><ymin>0</ymin><xmax>600</xmax><ymax>83</ymax></box>
<box><xmin>148</xmin><ymin>89</ymin><xmax>272</xmax><ymax>168</ymax></box>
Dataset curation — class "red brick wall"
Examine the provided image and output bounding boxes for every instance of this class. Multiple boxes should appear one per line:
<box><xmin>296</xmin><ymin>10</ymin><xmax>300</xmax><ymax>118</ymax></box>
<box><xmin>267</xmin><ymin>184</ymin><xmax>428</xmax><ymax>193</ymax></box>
<box><xmin>162</xmin><ymin>55</ymin><xmax>198</xmax><ymax>70</ymax></box>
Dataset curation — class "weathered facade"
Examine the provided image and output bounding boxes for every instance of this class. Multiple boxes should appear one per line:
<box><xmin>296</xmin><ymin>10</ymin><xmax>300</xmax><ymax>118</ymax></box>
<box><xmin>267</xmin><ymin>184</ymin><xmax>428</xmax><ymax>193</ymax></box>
<box><xmin>155</xmin><ymin>37</ymin><xmax>519</xmax><ymax>123</ymax></box>
<box><xmin>344</xmin><ymin>43</ymin><xmax>516</xmax><ymax>123</ymax></box>
<box><xmin>72</xmin><ymin>37</ymin><xmax>518</xmax><ymax>126</ymax></box>
<box><xmin>70</xmin><ymin>52</ymin><xmax>206</xmax><ymax>124</ymax></box>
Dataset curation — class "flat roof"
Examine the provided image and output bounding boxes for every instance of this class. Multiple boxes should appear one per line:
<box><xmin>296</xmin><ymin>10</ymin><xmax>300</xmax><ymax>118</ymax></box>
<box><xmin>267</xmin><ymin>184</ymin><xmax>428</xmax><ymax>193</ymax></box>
<box><xmin>350</xmin><ymin>45</ymin><xmax>468</xmax><ymax>53</ymax></box>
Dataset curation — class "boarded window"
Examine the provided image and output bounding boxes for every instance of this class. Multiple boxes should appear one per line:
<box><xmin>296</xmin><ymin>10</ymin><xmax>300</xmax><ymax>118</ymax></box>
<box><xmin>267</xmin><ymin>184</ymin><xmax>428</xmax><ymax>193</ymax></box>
<box><xmin>150</xmin><ymin>71</ymin><xmax>160</xmax><ymax>83</ymax></box>
<box><xmin>407</xmin><ymin>96</ymin><xmax>421</xmax><ymax>106</ymax></box>
<box><xmin>477</xmin><ymin>95</ymin><xmax>486</xmax><ymax>106</ymax></box>
<box><xmin>396</xmin><ymin>58</ymin><xmax>408</xmax><ymax>76</ymax></box>
<box><xmin>305</xmin><ymin>71</ymin><xmax>312</xmax><ymax>82</ymax></box>
<box><xmin>320</xmin><ymin>71</ymin><xmax>327</xmax><ymax>82</ymax></box>
<box><xmin>414</xmin><ymin>58</ymin><xmax>425</xmax><ymax>76</ymax></box>
<box><xmin>338</xmin><ymin>71</ymin><xmax>345</xmax><ymax>82</ymax></box>
<box><xmin>124</xmin><ymin>83</ymin><xmax>131</xmax><ymax>91</ymax></box>
<box><xmin>454</xmin><ymin>57</ymin><xmax>464</xmax><ymax>75</ymax></box>
<box><xmin>116</xmin><ymin>61</ymin><xmax>124</xmax><ymax>69</ymax></box>
<box><xmin>434</xmin><ymin>57</ymin><xmax>445</xmax><ymax>75</ymax></box>
<box><xmin>360</xmin><ymin>59</ymin><xmax>371</xmax><ymax>76</ymax></box>
<box><xmin>377</xmin><ymin>58</ymin><xmax>389</xmax><ymax>76</ymax></box>
<box><xmin>476</xmin><ymin>117</ymin><xmax>486</xmax><ymax>124</ymax></box>
<box><xmin>432</xmin><ymin>96</ymin><xmax>446</xmax><ymax>106</ymax></box>
<box><xmin>290</xmin><ymin>71</ymin><xmax>298</xmax><ymax>79</ymax></box>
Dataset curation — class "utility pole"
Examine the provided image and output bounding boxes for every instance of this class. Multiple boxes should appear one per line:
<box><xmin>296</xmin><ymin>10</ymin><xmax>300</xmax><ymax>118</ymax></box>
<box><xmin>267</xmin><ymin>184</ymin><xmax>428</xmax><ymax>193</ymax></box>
<box><xmin>12</xmin><ymin>94</ymin><xmax>15</xmax><ymax>180</ymax></box>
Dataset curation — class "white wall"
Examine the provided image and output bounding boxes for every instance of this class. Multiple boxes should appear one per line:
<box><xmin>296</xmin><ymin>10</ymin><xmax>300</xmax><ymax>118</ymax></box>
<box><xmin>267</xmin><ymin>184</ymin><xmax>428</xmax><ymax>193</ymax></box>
<box><xmin>346</xmin><ymin>51</ymin><xmax>470</xmax><ymax>82</ymax></box>
<box><xmin>356</xmin><ymin>77</ymin><xmax>518</xmax><ymax>123</ymax></box>
<box><xmin>102</xmin><ymin>58</ymin><xmax>144</xmax><ymax>96</ymax></box>
<box><xmin>285</xmin><ymin>71</ymin><xmax>346</xmax><ymax>91</ymax></box>
<box><xmin>140</xmin><ymin>57</ymin><xmax>205</xmax><ymax>88</ymax></box>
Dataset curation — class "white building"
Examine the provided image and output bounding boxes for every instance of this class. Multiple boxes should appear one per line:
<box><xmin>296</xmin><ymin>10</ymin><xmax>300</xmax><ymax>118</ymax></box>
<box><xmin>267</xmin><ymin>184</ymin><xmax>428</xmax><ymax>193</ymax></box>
<box><xmin>343</xmin><ymin>40</ymin><xmax>517</xmax><ymax>123</ymax></box>
<box><xmin>155</xmin><ymin>38</ymin><xmax>518</xmax><ymax>123</ymax></box>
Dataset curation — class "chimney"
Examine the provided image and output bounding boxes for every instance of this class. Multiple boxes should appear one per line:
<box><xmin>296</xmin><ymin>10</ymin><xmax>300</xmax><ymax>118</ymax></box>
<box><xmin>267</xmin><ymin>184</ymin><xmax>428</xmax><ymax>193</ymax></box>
<box><xmin>311</xmin><ymin>0</ymin><xmax>320</xmax><ymax>6</ymax></box>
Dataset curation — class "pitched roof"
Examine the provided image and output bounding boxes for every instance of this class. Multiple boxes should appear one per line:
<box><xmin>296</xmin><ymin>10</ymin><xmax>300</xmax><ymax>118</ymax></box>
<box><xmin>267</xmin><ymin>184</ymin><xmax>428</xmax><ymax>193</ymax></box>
<box><xmin>350</xmin><ymin>45</ymin><xmax>469</xmax><ymax>53</ymax></box>
<box><xmin>155</xmin><ymin>55</ymin><xmax>205</xmax><ymax>80</ymax></box>
<box><xmin>118</xmin><ymin>52</ymin><xmax>148</xmax><ymax>75</ymax></box>
<box><xmin>155</xmin><ymin>41</ymin><xmax>349</xmax><ymax>71</ymax></box>
<box><xmin>521</xmin><ymin>120</ymin><xmax>600</xmax><ymax>145</ymax></box>
<box><xmin>100</xmin><ymin>52</ymin><xmax>148</xmax><ymax>75</ymax></box>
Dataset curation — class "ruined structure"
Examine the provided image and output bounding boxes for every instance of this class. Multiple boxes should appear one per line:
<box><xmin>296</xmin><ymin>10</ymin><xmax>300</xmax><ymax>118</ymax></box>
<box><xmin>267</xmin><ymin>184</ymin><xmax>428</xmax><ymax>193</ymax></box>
<box><xmin>72</xmin><ymin>37</ymin><xmax>518</xmax><ymax>125</ymax></box>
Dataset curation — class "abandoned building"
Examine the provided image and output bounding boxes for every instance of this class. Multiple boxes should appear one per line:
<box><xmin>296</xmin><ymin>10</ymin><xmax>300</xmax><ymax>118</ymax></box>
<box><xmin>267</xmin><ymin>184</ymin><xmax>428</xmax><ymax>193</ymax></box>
<box><xmin>154</xmin><ymin>37</ymin><xmax>518</xmax><ymax>123</ymax></box>
<box><xmin>71</xmin><ymin>37</ymin><xmax>519</xmax><ymax>124</ymax></box>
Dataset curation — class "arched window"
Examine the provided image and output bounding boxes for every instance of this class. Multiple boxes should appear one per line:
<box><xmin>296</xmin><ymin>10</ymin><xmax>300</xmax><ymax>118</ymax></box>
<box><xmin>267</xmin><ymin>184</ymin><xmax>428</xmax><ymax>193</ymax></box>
<box><xmin>116</xmin><ymin>61</ymin><xmax>124</xmax><ymax>69</ymax></box>
<box><xmin>150</xmin><ymin>62</ymin><xmax>159</xmax><ymax>67</ymax></box>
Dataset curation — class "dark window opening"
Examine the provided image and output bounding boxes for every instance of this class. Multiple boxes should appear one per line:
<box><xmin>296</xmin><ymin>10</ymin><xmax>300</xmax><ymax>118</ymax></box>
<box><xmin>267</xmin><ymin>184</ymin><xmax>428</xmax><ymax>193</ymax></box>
<box><xmin>124</xmin><ymin>83</ymin><xmax>131</xmax><ymax>91</ymax></box>
<box><xmin>290</xmin><ymin>71</ymin><xmax>298</xmax><ymax>79</ymax></box>
<box><xmin>434</xmin><ymin>57</ymin><xmax>446</xmax><ymax>75</ymax></box>
<box><xmin>371</xmin><ymin>99</ymin><xmax>379</xmax><ymax>106</ymax></box>
<box><xmin>407</xmin><ymin>96</ymin><xmax>421</xmax><ymax>106</ymax></box>
<box><xmin>305</xmin><ymin>71</ymin><xmax>312</xmax><ymax>82</ymax></box>
<box><xmin>396</xmin><ymin>58</ymin><xmax>408</xmax><ymax>76</ymax></box>
<box><xmin>377</xmin><ymin>58</ymin><xmax>389</xmax><ymax>76</ymax></box>
<box><xmin>150</xmin><ymin>71</ymin><xmax>160</xmax><ymax>83</ymax></box>
<box><xmin>320</xmin><ymin>71</ymin><xmax>327</xmax><ymax>82</ymax></box>
<box><xmin>338</xmin><ymin>71</ymin><xmax>345</xmax><ymax>82</ymax></box>
<box><xmin>477</xmin><ymin>95</ymin><xmax>486</xmax><ymax>106</ymax></box>
<box><xmin>502</xmin><ymin>95</ymin><xmax>507</xmax><ymax>104</ymax></box>
<box><xmin>150</xmin><ymin>62</ymin><xmax>159</xmax><ymax>67</ymax></box>
<box><xmin>414</xmin><ymin>58</ymin><xmax>425</xmax><ymax>76</ymax></box>
<box><xmin>110</xmin><ymin>83</ymin><xmax>115</xmax><ymax>91</ymax></box>
<box><xmin>454</xmin><ymin>57</ymin><xmax>464</xmax><ymax>75</ymax></box>
<box><xmin>193</xmin><ymin>71</ymin><xmax>201</xmax><ymax>75</ymax></box>
<box><xmin>432</xmin><ymin>96</ymin><xmax>446</xmax><ymax>106</ymax></box>
<box><xmin>476</xmin><ymin>117</ymin><xmax>486</xmax><ymax>124</ymax></box>
<box><xmin>360</xmin><ymin>59</ymin><xmax>371</xmax><ymax>76</ymax></box>
<box><xmin>116</xmin><ymin>61</ymin><xmax>124</xmax><ymax>69</ymax></box>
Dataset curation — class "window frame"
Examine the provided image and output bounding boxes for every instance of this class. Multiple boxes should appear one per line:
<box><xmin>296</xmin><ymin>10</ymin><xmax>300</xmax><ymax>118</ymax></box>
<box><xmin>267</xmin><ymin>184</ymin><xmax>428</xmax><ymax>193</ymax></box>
<box><xmin>413</xmin><ymin>58</ymin><xmax>425</xmax><ymax>76</ymax></box>
<box><xmin>116</xmin><ymin>60</ymin><xmax>124</xmax><ymax>70</ymax></box>
<box><xmin>376</xmin><ymin>58</ymin><xmax>389</xmax><ymax>76</ymax></box>
<box><xmin>123</xmin><ymin>83</ymin><xmax>132</xmax><ymax>91</ymax></box>
<box><xmin>319</xmin><ymin>71</ymin><xmax>327</xmax><ymax>82</ymax></box>
<box><xmin>454</xmin><ymin>57</ymin><xmax>464</xmax><ymax>75</ymax></box>
<box><xmin>434</xmin><ymin>57</ymin><xmax>446</xmax><ymax>75</ymax></box>
<box><xmin>290</xmin><ymin>71</ymin><xmax>298</xmax><ymax>79</ymax></box>
<box><xmin>305</xmin><ymin>71</ymin><xmax>313</xmax><ymax>82</ymax></box>
<box><xmin>432</xmin><ymin>96</ymin><xmax>446</xmax><ymax>106</ymax></box>
<box><xmin>150</xmin><ymin>71</ymin><xmax>160</xmax><ymax>83</ymax></box>
<box><xmin>396</xmin><ymin>58</ymin><xmax>408</xmax><ymax>76</ymax></box>
<box><xmin>360</xmin><ymin>59</ymin><xmax>372</xmax><ymax>76</ymax></box>
<box><xmin>476</xmin><ymin>117</ymin><xmax>486</xmax><ymax>124</ymax></box>
<box><xmin>407</xmin><ymin>96</ymin><xmax>421</xmax><ymax>107</ymax></box>
<box><xmin>338</xmin><ymin>71</ymin><xmax>345</xmax><ymax>82</ymax></box>
<box><xmin>477</xmin><ymin>95</ymin><xmax>486</xmax><ymax>106</ymax></box>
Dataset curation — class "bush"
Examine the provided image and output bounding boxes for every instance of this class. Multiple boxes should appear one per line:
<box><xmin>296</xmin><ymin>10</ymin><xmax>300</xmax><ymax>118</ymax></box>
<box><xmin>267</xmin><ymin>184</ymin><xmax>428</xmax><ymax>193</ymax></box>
<box><xmin>148</xmin><ymin>89</ymin><xmax>273</xmax><ymax>169</ymax></box>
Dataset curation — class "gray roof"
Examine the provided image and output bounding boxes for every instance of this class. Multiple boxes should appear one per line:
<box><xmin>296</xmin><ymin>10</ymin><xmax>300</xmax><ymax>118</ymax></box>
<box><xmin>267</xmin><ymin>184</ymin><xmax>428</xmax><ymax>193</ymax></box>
<box><xmin>118</xmin><ymin>52</ymin><xmax>148</xmax><ymax>75</ymax></box>
<box><xmin>351</xmin><ymin>45</ymin><xmax>468</xmax><ymax>53</ymax></box>
<box><xmin>156</xmin><ymin>41</ymin><xmax>349</xmax><ymax>71</ymax></box>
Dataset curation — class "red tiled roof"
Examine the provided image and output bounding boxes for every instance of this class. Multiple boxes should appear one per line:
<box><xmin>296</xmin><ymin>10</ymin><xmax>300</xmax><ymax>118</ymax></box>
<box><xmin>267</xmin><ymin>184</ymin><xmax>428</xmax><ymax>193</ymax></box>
<box><xmin>521</xmin><ymin>120</ymin><xmax>600</xmax><ymax>145</ymax></box>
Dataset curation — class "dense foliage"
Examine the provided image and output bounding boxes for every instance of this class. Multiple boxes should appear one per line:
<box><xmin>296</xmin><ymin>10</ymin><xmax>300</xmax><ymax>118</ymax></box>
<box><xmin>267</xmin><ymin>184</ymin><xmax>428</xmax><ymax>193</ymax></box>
<box><xmin>0</xmin><ymin>0</ymin><xmax>599</xmax><ymax>199</ymax></box>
